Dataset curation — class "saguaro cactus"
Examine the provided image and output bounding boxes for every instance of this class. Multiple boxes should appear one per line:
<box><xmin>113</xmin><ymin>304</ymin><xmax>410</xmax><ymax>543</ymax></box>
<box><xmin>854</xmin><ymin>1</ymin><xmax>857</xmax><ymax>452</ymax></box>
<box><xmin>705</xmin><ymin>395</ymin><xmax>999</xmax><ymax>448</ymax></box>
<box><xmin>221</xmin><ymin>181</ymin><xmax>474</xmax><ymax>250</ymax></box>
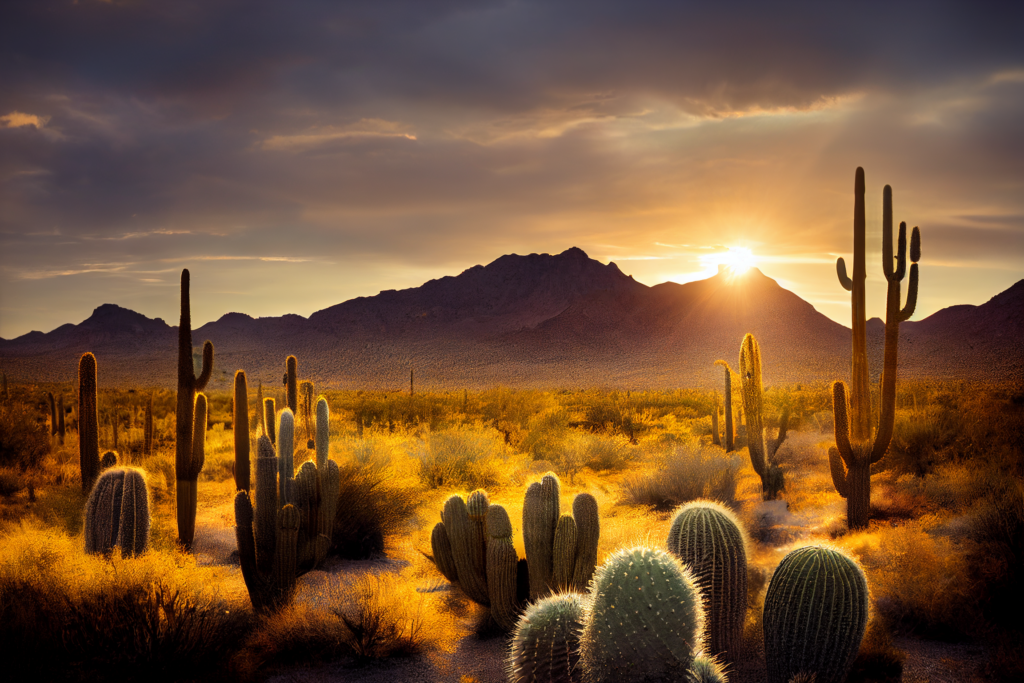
<box><xmin>175</xmin><ymin>268</ymin><xmax>213</xmax><ymax>551</ymax></box>
<box><xmin>299</xmin><ymin>380</ymin><xmax>314</xmax><ymax>449</ymax></box>
<box><xmin>264</xmin><ymin>397</ymin><xmax>276</xmax><ymax>446</ymax></box>
<box><xmin>293</xmin><ymin>398</ymin><xmax>341</xmax><ymax>572</ymax></box>
<box><xmin>714</xmin><ymin>360</ymin><xmax>735</xmax><ymax>452</ymax></box>
<box><xmin>836</xmin><ymin>167</ymin><xmax>871</xmax><ymax>442</ymax></box>
<box><xmin>79</xmin><ymin>352</ymin><xmax>100</xmax><ymax>493</ymax></box>
<box><xmin>234</xmin><ymin>371</ymin><xmax>250</xmax><ymax>493</ymax></box>
<box><xmin>831</xmin><ymin>173</ymin><xmax>921</xmax><ymax>529</ymax></box>
<box><xmin>235</xmin><ymin>435</ymin><xmax>300</xmax><ymax>614</ymax></box>
<box><xmin>711</xmin><ymin>394</ymin><xmax>721</xmax><ymax>447</ymax></box>
<box><xmin>285</xmin><ymin>355</ymin><xmax>298</xmax><ymax>414</ymax></box>
<box><xmin>763</xmin><ymin>545</ymin><xmax>869</xmax><ymax>683</ymax></box>
<box><xmin>739</xmin><ymin>334</ymin><xmax>789</xmax><ymax>500</ymax></box>
<box><xmin>667</xmin><ymin>500</ymin><xmax>747</xmax><ymax>661</ymax></box>
<box><xmin>84</xmin><ymin>467</ymin><xmax>151</xmax><ymax>557</ymax></box>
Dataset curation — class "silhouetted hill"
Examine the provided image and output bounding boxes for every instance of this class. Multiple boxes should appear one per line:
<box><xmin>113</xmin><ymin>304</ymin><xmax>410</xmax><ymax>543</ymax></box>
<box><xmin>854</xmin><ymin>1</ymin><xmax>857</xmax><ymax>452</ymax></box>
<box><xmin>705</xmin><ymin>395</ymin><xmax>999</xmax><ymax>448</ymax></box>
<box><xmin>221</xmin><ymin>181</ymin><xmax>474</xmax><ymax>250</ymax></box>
<box><xmin>1</xmin><ymin>248</ymin><xmax>1020</xmax><ymax>389</ymax></box>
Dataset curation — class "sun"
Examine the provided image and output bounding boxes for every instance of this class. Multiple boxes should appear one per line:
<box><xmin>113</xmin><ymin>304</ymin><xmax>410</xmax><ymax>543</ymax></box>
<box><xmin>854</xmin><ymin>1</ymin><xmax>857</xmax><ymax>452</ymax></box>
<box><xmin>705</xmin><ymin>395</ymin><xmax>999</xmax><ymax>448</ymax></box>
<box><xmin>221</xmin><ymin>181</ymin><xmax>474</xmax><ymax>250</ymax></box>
<box><xmin>716</xmin><ymin>246</ymin><xmax>756</xmax><ymax>275</ymax></box>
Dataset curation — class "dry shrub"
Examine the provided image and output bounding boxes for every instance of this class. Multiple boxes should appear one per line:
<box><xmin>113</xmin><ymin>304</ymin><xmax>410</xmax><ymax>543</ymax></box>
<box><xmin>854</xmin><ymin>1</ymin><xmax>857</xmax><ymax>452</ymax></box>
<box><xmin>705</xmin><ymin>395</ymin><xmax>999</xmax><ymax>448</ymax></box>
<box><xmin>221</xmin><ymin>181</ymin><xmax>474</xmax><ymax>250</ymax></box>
<box><xmin>848</xmin><ymin>524</ymin><xmax>976</xmax><ymax>639</ymax></box>
<box><xmin>420</xmin><ymin>425</ymin><xmax>523</xmax><ymax>490</ymax></box>
<box><xmin>331</xmin><ymin>457</ymin><xmax>423</xmax><ymax>559</ymax></box>
<box><xmin>240</xmin><ymin>571</ymin><xmax>445</xmax><ymax>675</ymax></box>
<box><xmin>0</xmin><ymin>523</ymin><xmax>252</xmax><ymax>681</ymax></box>
<box><xmin>965</xmin><ymin>482</ymin><xmax>1024</xmax><ymax>632</ymax></box>
<box><xmin>0</xmin><ymin>402</ymin><xmax>50</xmax><ymax>470</ymax></box>
<box><xmin>620</xmin><ymin>440</ymin><xmax>741</xmax><ymax>510</ymax></box>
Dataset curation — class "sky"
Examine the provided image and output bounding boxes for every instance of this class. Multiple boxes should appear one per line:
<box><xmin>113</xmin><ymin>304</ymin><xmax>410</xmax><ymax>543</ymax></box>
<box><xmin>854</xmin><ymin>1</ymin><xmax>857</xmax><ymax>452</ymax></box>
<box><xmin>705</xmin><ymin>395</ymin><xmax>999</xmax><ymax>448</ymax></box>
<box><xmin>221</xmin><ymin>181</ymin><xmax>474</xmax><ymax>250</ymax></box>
<box><xmin>2</xmin><ymin>0</ymin><xmax>1023</xmax><ymax>339</ymax></box>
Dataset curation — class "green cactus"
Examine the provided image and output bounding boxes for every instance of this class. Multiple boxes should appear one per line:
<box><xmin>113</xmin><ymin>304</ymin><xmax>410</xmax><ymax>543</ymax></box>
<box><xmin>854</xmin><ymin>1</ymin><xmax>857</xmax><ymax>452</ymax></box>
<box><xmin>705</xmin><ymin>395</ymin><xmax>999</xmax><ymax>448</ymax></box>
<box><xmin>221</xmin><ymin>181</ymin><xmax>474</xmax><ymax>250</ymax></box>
<box><xmin>667</xmin><ymin>500</ymin><xmax>747</xmax><ymax>661</ymax></box>
<box><xmin>84</xmin><ymin>467</ymin><xmax>150</xmax><ymax>557</ymax></box>
<box><xmin>688</xmin><ymin>655</ymin><xmax>729</xmax><ymax>683</ymax></box>
<box><xmin>175</xmin><ymin>269</ymin><xmax>213</xmax><ymax>551</ymax></box>
<box><xmin>293</xmin><ymin>397</ymin><xmax>341</xmax><ymax>573</ymax></box>
<box><xmin>831</xmin><ymin>170</ymin><xmax>921</xmax><ymax>529</ymax></box>
<box><xmin>234</xmin><ymin>371</ymin><xmax>250</xmax><ymax>493</ymax></box>
<box><xmin>430</xmin><ymin>474</ymin><xmax>599</xmax><ymax>630</ymax></box>
<box><xmin>508</xmin><ymin>592</ymin><xmax>587</xmax><ymax>683</ymax></box>
<box><xmin>264</xmin><ymin>397</ymin><xmax>276</xmax><ymax>446</ymax></box>
<box><xmin>235</xmin><ymin>434</ymin><xmax>300</xmax><ymax>614</ymax></box>
<box><xmin>763</xmin><ymin>545</ymin><xmax>869</xmax><ymax>683</ymax></box>
<box><xmin>285</xmin><ymin>355</ymin><xmax>298</xmax><ymax>414</ymax></box>
<box><xmin>714</xmin><ymin>360</ymin><xmax>735</xmax><ymax>452</ymax></box>
<box><xmin>79</xmin><ymin>352</ymin><xmax>100</xmax><ymax>493</ymax></box>
<box><xmin>143</xmin><ymin>393</ymin><xmax>153</xmax><ymax>456</ymax></box>
<box><xmin>47</xmin><ymin>392</ymin><xmax>57</xmax><ymax>436</ymax></box>
<box><xmin>524</xmin><ymin>474</ymin><xmax>559</xmax><ymax>599</ymax></box>
<box><xmin>739</xmin><ymin>334</ymin><xmax>789</xmax><ymax>500</ymax></box>
<box><xmin>578</xmin><ymin>546</ymin><xmax>705</xmax><ymax>683</ymax></box>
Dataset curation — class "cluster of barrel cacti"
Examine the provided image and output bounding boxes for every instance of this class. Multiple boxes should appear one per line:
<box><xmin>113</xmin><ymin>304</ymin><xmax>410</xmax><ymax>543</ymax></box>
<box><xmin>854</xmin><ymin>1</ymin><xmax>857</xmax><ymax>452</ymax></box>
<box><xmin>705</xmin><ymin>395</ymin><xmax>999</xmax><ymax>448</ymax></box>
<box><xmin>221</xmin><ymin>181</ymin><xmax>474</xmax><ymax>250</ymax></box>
<box><xmin>430</xmin><ymin>472</ymin><xmax>599</xmax><ymax>631</ymax></box>
<box><xmin>233</xmin><ymin>387</ymin><xmax>340</xmax><ymax>614</ymax></box>
<box><xmin>508</xmin><ymin>502</ymin><xmax>870</xmax><ymax>683</ymax></box>
<box><xmin>831</xmin><ymin>168</ymin><xmax>922</xmax><ymax>529</ymax></box>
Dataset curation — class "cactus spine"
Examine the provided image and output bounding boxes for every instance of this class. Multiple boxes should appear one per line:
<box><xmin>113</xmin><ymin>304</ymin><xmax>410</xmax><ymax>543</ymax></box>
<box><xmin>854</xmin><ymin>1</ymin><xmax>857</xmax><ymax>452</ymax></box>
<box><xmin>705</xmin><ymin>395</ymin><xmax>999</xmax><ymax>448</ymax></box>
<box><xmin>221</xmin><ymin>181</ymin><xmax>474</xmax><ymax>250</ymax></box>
<box><xmin>714</xmin><ymin>360</ymin><xmax>735</xmax><ymax>452</ymax></box>
<box><xmin>667</xmin><ymin>501</ymin><xmax>747</xmax><ymax>661</ymax></box>
<box><xmin>763</xmin><ymin>546</ymin><xmax>869</xmax><ymax>683</ymax></box>
<box><xmin>285</xmin><ymin>355</ymin><xmax>298</xmax><ymax>414</ymax></box>
<box><xmin>831</xmin><ymin>170</ymin><xmax>921</xmax><ymax>529</ymax></box>
<box><xmin>509</xmin><ymin>592</ymin><xmax>586</xmax><ymax>683</ymax></box>
<box><xmin>84</xmin><ymin>467</ymin><xmax>150</xmax><ymax>557</ymax></box>
<box><xmin>175</xmin><ymin>269</ymin><xmax>213</xmax><ymax>551</ymax></box>
<box><xmin>79</xmin><ymin>353</ymin><xmax>100</xmax><ymax>493</ymax></box>
<box><xmin>234</xmin><ymin>371</ymin><xmax>250</xmax><ymax>492</ymax></box>
<box><xmin>578</xmin><ymin>546</ymin><xmax>705</xmax><ymax>683</ymax></box>
<box><xmin>739</xmin><ymin>334</ymin><xmax>789</xmax><ymax>500</ymax></box>
<box><xmin>144</xmin><ymin>394</ymin><xmax>153</xmax><ymax>456</ymax></box>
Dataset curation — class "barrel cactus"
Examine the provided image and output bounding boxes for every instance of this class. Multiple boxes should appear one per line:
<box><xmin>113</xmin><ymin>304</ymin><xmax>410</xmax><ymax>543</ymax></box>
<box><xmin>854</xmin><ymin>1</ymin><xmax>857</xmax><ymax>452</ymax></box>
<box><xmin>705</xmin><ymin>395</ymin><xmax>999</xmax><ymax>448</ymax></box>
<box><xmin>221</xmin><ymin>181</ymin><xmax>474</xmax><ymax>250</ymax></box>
<box><xmin>84</xmin><ymin>467</ymin><xmax>151</xmax><ymax>557</ymax></box>
<box><xmin>578</xmin><ymin>546</ymin><xmax>705</xmax><ymax>683</ymax></box>
<box><xmin>667</xmin><ymin>500</ymin><xmax>747</xmax><ymax>661</ymax></box>
<box><xmin>763</xmin><ymin>545</ymin><xmax>869</xmax><ymax>683</ymax></box>
<box><xmin>508</xmin><ymin>592</ymin><xmax>587</xmax><ymax>683</ymax></box>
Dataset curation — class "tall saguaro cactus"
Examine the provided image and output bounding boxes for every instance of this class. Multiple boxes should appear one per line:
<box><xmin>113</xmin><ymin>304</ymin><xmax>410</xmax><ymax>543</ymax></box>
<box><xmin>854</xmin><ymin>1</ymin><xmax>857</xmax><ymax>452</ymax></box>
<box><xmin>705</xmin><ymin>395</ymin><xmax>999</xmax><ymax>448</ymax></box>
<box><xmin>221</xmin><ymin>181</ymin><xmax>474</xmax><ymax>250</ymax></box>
<box><xmin>831</xmin><ymin>173</ymin><xmax>921</xmax><ymax>529</ymax></box>
<box><xmin>285</xmin><ymin>355</ymin><xmax>298</xmax><ymax>414</ymax></box>
<box><xmin>714</xmin><ymin>360</ymin><xmax>735</xmax><ymax>452</ymax></box>
<box><xmin>836</xmin><ymin>167</ymin><xmax>871</xmax><ymax>442</ymax></box>
<box><xmin>79</xmin><ymin>352</ymin><xmax>100</xmax><ymax>493</ymax></box>
<box><xmin>739</xmin><ymin>334</ymin><xmax>789</xmax><ymax>500</ymax></box>
<box><xmin>176</xmin><ymin>268</ymin><xmax>214</xmax><ymax>551</ymax></box>
<box><xmin>234</xmin><ymin>371</ymin><xmax>250</xmax><ymax>493</ymax></box>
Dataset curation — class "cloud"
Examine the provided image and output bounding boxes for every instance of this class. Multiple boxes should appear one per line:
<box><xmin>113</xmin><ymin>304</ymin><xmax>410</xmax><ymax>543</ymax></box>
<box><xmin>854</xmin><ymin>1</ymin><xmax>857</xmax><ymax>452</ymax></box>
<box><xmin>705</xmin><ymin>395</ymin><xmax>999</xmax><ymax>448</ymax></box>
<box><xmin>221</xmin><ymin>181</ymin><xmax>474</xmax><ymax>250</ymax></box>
<box><xmin>1</xmin><ymin>111</ymin><xmax>49</xmax><ymax>129</ymax></box>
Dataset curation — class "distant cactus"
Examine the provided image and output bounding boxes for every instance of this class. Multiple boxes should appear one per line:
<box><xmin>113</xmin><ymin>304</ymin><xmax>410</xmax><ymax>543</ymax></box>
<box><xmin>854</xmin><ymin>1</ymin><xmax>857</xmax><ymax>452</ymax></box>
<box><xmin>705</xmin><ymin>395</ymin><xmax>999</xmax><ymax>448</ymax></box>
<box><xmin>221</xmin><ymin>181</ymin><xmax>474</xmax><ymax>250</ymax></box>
<box><xmin>739</xmin><ymin>334</ymin><xmax>789</xmax><ymax>500</ymax></box>
<box><xmin>175</xmin><ymin>269</ymin><xmax>213</xmax><ymax>551</ymax></box>
<box><xmin>79</xmin><ymin>353</ymin><xmax>100</xmax><ymax>493</ymax></box>
<box><xmin>234</xmin><ymin>371</ymin><xmax>250</xmax><ymax>493</ymax></box>
<box><xmin>100</xmin><ymin>451</ymin><xmax>118</xmax><ymax>469</ymax></box>
<box><xmin>285</xmin><ymin>355</ymin><xmax>298</xmax><ymax>414</ymax></box>
<box><xmin>57</xmin><ymin>394</ymin><xmax>65</xmax><ymax>441</ymax></box>
<box><xmin>256</xmin><ymin>381</ymin><xmax>265</xmax><ymax>436</ymax></box>
<box><xmin>763</xmin><ymin>546</ymin><xmax>869</xmax><ymax>683</ymax></box>
<box><xmin>508</xmin><ymin>592</ymin><xmax>586</xmax><ymax>683</ymax></box>
<box><xmin>84</xmin><ymin>467</ymin><xmax>150</xmax><ymax>557</ymax></box>
<box><xmin>430</xmin><ymin>473</ymin><xmax>599</xmax><ymax>630</ymax></box>
<box><xmin>578</xmin><ymin>546</ymin><xmax>706</xmax><ymax>683</ymax></box>
<box><xmin>299</xmin><ymin>380</ymin><xmax>314</xmax><ymax>448</ymax></box>
<box><xmin>711</xmin><ymin>394</ymin><xmax>721</xmax><ymax>447</ymax></box>
<box><xmin>144</xmin><ymin>394</ymin><xmax>153</xmax><ymax>456</ymax></box>
<box><xmin>831</xmin><ymin>169</ymin><xmax>921</xmax><ymax>529</ymax></box>
<box><xmin>714</xmin><ymin>360</ymin><xmax>735</xmax><ymax>452</ymax></box>
<box><xmin>667</xmin><ymin>500</ymin><xmax>747</xmax><ymax>661</ymax></box>
<box><xmin>47</xmin><ymin>392</ymin><xmax>57</xmax><ymax>436</ymax></box>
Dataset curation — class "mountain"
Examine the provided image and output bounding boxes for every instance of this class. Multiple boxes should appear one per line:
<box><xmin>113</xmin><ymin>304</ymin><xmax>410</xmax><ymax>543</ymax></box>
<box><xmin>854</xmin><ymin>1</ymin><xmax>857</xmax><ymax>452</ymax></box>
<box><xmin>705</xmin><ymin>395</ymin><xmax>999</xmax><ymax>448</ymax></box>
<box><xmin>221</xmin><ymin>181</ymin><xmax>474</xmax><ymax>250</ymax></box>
<box><xmin>1</xmin><ymin>248</ymin><xmax>1021</xmax><ymax>389</ymax></box>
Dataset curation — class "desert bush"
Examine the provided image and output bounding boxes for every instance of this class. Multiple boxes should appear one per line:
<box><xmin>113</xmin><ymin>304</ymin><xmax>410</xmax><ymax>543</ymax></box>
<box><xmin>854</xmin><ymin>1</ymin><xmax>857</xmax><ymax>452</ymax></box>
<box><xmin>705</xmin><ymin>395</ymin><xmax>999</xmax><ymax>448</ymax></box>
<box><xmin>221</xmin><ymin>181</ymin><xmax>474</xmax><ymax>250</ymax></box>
<box><xmin>620</xmin><ymin>440</ymin><xmax>741</xmax><ymax>510</ymax></box>
<box><xmin>0</xmin><ymin>402</ymin><xmax>50</xmax><ymax>470</ymax></box>
<box><xmin>331</xmin><ymin>456</ymin><xmax>423</xmax><ymax>559</ymax></box>
<box><xmin>0</xmin><ymin>523</ymin><xmax>252</xmax><ymax>682</ymax></box>
<box><xmin>420</xmin><ymin>425</ymin><xmax>518</xmax><ymax>490</ymax></box>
